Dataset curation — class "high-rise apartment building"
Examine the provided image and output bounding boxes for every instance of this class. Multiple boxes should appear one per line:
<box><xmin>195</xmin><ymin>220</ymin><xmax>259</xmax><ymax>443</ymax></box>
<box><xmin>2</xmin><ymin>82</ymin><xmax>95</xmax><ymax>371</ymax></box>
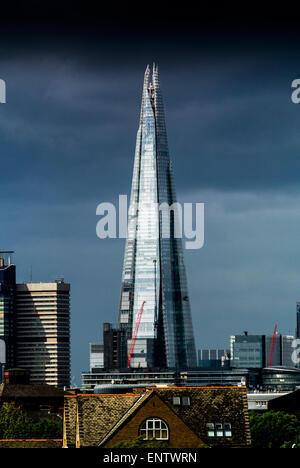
<box><xmin>0</xmin><ymin>251</ymin><xmax>16</xmax><ymax>368</ymax></box>
<box><xmin>103</xmin><ymin>323</ymin><xmax>126</xmax><ymax>370</ymax></box>
<box><xmin>15</xmin><ymin>280</ymin><xmax>70</xmax><ymax>388</ymax></box>
<box><xmin>296</xmin><ymin>302</ymin><xmax>300</xmax><ymax>340</ymax></box>
<box><xmin>118</xmin><ymin>65</ymin><xmax>197</xmax><ymax>369</ymax></box>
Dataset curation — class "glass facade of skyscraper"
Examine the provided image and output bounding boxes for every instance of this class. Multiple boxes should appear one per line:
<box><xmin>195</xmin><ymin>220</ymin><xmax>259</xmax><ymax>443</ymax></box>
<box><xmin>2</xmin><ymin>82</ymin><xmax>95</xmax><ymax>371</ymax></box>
<box><xmin>118</xmin><ymin>65</ymin><xmax>197</xmax><ymax>369</ymax></box>
<box><xmin>230</xmin><ymin>333</ymin><xmax>295</xmax><ymax>368</ymax></box>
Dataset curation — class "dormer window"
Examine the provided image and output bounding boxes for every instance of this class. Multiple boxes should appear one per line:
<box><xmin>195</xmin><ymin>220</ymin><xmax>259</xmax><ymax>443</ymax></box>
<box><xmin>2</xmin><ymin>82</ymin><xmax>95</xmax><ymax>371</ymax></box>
<box><xmin>182</xmin><ymin>396</ymin><xmax>191</xmax><ymax>406</ymax></box>
<box><xmin>206</xmin><ymin>422</ymin><xmax>232</xmax><ymax>438</ymax></box>
<box><xmin>172</xmin><ymin>396</ymin><xmax>181</xmax><ymax>405</ymax></box>
<box><xmin>172</xmin><ymin>395</ymin><xmax>191</xmax><ymax>406</ymax></box>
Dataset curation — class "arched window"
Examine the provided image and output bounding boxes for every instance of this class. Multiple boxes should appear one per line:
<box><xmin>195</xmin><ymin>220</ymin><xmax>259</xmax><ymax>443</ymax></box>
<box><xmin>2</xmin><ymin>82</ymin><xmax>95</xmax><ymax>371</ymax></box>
<box><xmin>139</xmin><ymin>418</ymin><xmax>169</xmax><ymax>440</ymax></box>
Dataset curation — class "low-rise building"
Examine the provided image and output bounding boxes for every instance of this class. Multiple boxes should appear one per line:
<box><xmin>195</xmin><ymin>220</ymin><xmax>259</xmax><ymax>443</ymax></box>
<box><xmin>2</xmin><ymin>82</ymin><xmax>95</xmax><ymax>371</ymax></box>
<box><xmin>63</xmin><ymin>386</ymin><xmax>251</xmax><ymax>448</ymax></box>
<box><xmin>0</xmin><ymin>380</ymin><xmax>65</xmax><ymax>418</ymax></box>
<box><xmin>247</xmin><ymin>392</ymin><xmax>290</xmax><ymax>411</ymax></box>
<box><xmin>267</xmin><ymin>388</ymin><xmax>300</xmax><ymax>417</ymax></box>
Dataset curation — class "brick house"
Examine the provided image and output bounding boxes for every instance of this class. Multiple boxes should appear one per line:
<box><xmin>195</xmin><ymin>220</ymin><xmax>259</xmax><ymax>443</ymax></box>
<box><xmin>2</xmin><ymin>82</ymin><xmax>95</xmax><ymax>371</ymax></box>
<box><xmin>63</xmin><ymin>386</ymin><xmax>251</xmax><ymax>448</ymax></box>
<box><xmin>0</xmin><ymin>382</ymin><xmax>65</xmax><ymax>419</ymax></box>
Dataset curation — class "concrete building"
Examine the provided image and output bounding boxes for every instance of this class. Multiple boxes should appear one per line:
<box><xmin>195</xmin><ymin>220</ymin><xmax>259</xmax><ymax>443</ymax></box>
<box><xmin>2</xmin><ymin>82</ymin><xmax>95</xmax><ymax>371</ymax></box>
<box><xmin>296</xmin><ymin>302</ymin><xmax>300</xmax><ymax>340</ymax></box>
<box><xmin>103</xmin><ymin>323</ymin><xmax>126</xmax><ymax>370</ymax></box>
<box><xmin>247</xmin><ymin>392</ymin><xmax>290</xmax><ymax>411</ymax></box>
<box><xmin>15</xmin><ymin>280</ymin><xmax>70</xmax><ymax>388</ymax></box>
<box><xmin>0</xmin><ymin>251</ymin><xmax>16</xmax><ymax>368</ymax></box>
<box><xmin>247</xmin><ymin>388</ymin><xmax>300</xmax><ymax>416</ymax></box>
<box><xmin>89</xmin><ymin>343</ymin><xmax>104</xmax><ymax>371</ymax></box>
<box><xmin>81</xmin><ymin>367</ymin><xmax>259</xmax><ymax>392</ymax></box>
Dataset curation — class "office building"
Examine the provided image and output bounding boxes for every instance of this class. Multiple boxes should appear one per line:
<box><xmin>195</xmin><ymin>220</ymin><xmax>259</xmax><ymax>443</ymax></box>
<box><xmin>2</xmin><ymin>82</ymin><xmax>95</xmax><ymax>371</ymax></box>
<box><xmin>198</xmin><ymin>349</ymin><xmax>230</xmax><ymax>368</ymax></box>
<box><xmin>103</xmin><ymin>323</ymin><xmax>126</xmax><ymax>370</ymax></box>
<box><xmin>81</xmin><ymin>367</ymin><xmax>258</xmax><ymax>392</ymax></box>
<box><xmin>15</xmin><ymin>280</ymin><xmax>70</xmax><ymax>388</ymax></box>
<box><xmin>118</xmin><ymin>64</ymin><xmax>196</xmax><ymax>369</ymax></box>
<box><xmin>81</xmin><ymin>364</ymin><xmax>300</xmax><ymax>393</ymax></box>
<box><xmin>296</xmin><ymin>302</ymin><xmax>300</xmax><ymax>340</ymax></box>
<box><xmin>0</xmin><ymin>251</ymin><xmax>16</xmax><ymax>368</ymax></box>
<box><xmin>230</xmin><ymin>332</ymin><xmax>295</xmax><ymax>368</ymax></box>
<box><xmin>89</xmin><ymin>343</ymin><xmax>104</xmax><ymax>371</ymax></box>
<box><xmin>261</xmin><ymin>366</ymin><xmax>300</xmax><ymax>391</ymax></box>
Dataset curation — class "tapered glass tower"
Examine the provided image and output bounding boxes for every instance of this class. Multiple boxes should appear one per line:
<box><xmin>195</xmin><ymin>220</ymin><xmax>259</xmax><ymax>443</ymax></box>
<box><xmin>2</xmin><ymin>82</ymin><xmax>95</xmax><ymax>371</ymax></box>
<box><xmin>118</xmin><ymin>65</ymin><xmax>197</xmax><ymax>369</ymax></box>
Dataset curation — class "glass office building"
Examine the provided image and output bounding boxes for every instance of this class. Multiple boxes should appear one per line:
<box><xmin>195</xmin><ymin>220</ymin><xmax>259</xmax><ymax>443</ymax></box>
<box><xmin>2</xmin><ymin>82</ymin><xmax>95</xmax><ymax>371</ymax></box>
<box><xmin>230</xmin><ymin>334</ymin><xmax>264</xmax><ymax>368</ymax></box>
<box><xmin>230</xmin><ymin>332</ymin><xmax>295</xmax><ymax>368</ymax></box>
<box><xmin>118</xmin><ymin>65</ymin><xmax>196</xmax><ymax>369</ymax></box>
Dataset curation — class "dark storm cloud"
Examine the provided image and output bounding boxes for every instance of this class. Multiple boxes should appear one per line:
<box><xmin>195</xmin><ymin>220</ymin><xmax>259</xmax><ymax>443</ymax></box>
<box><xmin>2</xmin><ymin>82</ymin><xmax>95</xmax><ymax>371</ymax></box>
<box><xmin>1</xmin><ymin>18</ymin><xmax>300</xmax><ymax>381</ymax></box>
<box><xmin>1</xmin><ymin>40</ymin><xmax>300</xmax><ymax>207</ymax></box>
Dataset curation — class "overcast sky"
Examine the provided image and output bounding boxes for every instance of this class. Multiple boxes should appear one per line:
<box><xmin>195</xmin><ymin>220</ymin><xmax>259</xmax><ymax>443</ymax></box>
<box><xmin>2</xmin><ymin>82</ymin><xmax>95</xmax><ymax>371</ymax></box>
<box><xmin>1</xmin><ymin>14</ymin><xmax>300</xmax><ymax>384</ymax></box>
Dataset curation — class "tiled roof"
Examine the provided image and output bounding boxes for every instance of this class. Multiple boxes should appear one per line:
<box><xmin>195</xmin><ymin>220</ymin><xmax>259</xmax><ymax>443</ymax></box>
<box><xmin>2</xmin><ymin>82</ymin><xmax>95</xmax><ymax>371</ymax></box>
<box><xmin>64</xmin><ymin>386</ymin><xmax>251</xmax><ymax>448</ymax></box>
<box><xmin>64</xmin><ymin>393</ymin><xmax>142</xmax><ymax>447</ymax></box>
<box><xmin>154</xmin><ymin>386</ymin><xmax>251</xmax><ymax>447</ymax></box>
<box><xmin>98</xmin><ymin>391</ymin><xmax>153</xmax><ymax>446</ymax></box>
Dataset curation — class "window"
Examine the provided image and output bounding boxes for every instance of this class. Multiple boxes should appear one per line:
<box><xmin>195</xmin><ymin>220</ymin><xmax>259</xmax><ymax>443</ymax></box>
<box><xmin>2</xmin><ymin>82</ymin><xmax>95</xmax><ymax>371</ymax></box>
<box><xmin>182</xmin><ymin>396</ymin><xmax>191</xmax><ymax>406</ymax></box>
<box><xmin>139</xmin><ymin>418</ymin><xmax>169</xmax><ymax>440</ymax></box>
<box><xmin>206</xmin><ymin>423</ymin><xmax>215</xmax><ymax>437</ymax></box>
<box><xmin>256</xmin><ymin>400</ymin><xmax>267</xmax><ymax>407</ymax></box>
<box><xmin>172</xmin><ymin>396</ymin><xmax>191</xmax><ymax>406</ymax></box>
<box><xmin>215</xmin><ymin>423</ymin><xmax>223</xmax><ymax>437</ymax></box>
<box><xmin>224</xmin><ymin>423</ymin><xmax>232</xmax><ymax>437</ymax></box>
<box><xmin>206</xmin><ymin>422</ymin><xmax>232</xmax><ymax>438</ymax></box>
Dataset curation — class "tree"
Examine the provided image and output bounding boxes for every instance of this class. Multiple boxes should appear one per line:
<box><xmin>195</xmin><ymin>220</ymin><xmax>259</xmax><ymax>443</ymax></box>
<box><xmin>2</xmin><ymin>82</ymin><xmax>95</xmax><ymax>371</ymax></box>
<box><xmin>281</xmin><ymin>435</ymin><xmax>300</xmax><ymax>449</ymax></box>
<box><xmin>249</xmin><ymin>410</ymin><xmax>300</xmax><ymax>448</ymax></box>
<box><xmin>31</xmin><ymin>418</ymin><xmax>63</xmax><ymax>438</ymax></box>
<box><xmin>0</xmin><ymin>403</ymin><xmax>32</xmax><ymax>438</ymax></box>
<box><xmin>0</xmin><ymin>403</ymin><xmax>62</xmax><ymax>439</ymax></box>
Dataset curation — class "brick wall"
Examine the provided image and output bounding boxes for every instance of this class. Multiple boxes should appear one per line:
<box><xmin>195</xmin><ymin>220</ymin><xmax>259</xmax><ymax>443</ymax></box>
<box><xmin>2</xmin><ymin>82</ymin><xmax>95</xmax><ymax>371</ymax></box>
<box><xmin>103</xmin><ymin>394</ymin><xmax>206</xmax><ymax>448</ymax></box>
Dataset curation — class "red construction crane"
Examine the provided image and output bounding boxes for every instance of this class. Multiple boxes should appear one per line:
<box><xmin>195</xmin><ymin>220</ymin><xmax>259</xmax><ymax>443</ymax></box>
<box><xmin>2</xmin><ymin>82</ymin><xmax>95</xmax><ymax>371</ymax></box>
<box><xmin>268</xmin><ymin>324</ymin><xmax>278</xmax><ymax>367</ymax></box>
<box><xmin>127</xmin><ymin>300</ymin><xmax>146</xmax><ymax>368</ymax></box>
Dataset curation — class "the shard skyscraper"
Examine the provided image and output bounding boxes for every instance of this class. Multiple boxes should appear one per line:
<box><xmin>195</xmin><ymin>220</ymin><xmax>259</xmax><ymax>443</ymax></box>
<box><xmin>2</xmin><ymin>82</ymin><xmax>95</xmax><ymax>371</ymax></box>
<box><xmin>118</xmin><ymin>65</ymin><xmax>197</xmax><ymax>369</ymax></box>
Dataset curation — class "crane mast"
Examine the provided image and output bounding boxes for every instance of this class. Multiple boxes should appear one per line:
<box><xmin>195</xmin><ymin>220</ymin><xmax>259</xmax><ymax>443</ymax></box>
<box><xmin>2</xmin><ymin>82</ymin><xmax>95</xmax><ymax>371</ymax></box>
<box><xmin>268</xmin><ymin>324</ymin><xmax>277</xmax><ymax>367</ymax></box>
<box><xmin>127</xmin><ymin>301</ymin><xmax>146</xmax><ymax>368</ymax></box>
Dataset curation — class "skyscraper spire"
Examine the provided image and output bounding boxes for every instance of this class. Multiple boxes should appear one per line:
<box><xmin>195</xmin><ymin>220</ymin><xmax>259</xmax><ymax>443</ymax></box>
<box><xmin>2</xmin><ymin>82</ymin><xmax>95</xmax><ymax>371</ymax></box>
<box><xmin>118</xmin><ymin>65</ymin><xmax>197</xmax><ymax>369</ymax></box>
